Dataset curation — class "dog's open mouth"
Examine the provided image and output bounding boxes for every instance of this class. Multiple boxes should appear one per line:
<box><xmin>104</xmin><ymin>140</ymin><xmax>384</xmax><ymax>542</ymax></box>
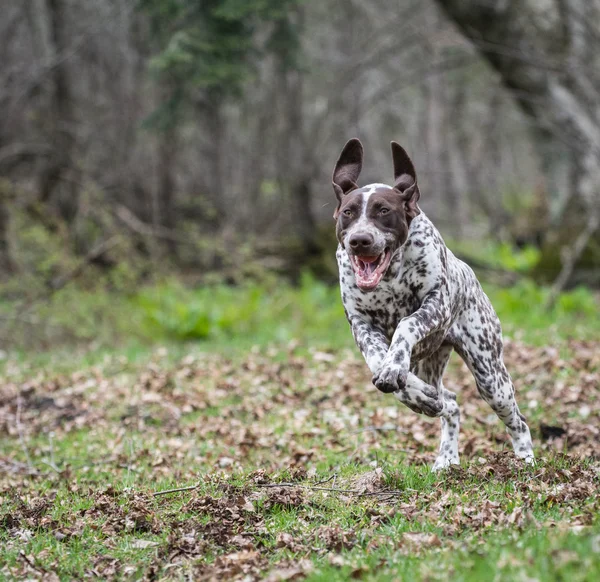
<box><xmin>350</xmin><ymin>249</ymin><xmax>392</xmax><ymax>290</ymax></box>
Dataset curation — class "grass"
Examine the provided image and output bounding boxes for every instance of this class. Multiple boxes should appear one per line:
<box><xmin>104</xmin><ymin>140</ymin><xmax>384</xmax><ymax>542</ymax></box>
<box><xmin>0</xmin><ymin>274</ymin><xmax>599</xmax><ymax>580</ymax></box>
<box><xmin>1</xmin><ymin>273</ymin><xmax>599</xmax><ymax>360</ymax></box>
<box><xmin>1</xmin><ymin>324</ymin><xmax>599</xmax><ymax>580</ymax></box>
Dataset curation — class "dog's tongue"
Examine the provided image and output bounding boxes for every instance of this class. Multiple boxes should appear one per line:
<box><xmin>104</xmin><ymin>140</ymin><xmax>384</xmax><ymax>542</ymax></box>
<box><xmin>358</xmin><ymin>256</ymin><xmax>378</xmax><ymax>276</ymax></box>
<box><xmin>353</xmin><ymin>252</ymin><xmax>389</xmax><ymax>290</ymax></box>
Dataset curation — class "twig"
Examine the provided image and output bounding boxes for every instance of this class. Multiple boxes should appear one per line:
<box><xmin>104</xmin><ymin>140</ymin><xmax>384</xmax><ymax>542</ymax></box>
<box><xmin>254</xmin><ymin>482</ymin><xmax>359</xmax><ymax>493</ymax></box>
<box><xmin>48</xmin><ymin>431</ymin><xmax>60</xmax><ymax>472</ymax></box>
<box><xmin>152</xmin><ymin>479</ymin><xmax>407</xmax><ymax>498</ymax></box>
<box><xmin>0</xmin><ymin>458</ymin><xmax>39</xmax><ymax>476</ymax></box>
<box><xmin>254</xmin><ymin>482</ymin><xmax>404</xmax><ymax>496</ymax></box>
<box><xmin>19</xmin><ymin>550</ymin><xmax>48</xmax><ymax>575</ymax></box>
<box><xmin>114</xmin><ymin>204</ymin><xmax>190</xmax><ymax>244</ymax></box>
<box><xmin>40</xmin><ymin>460</ymin><xmax>62</xmax><ymax>473</ymax></box>
<box><xmin>314</xmin><ymin>474</ymin><xmax>336</xmax><ymax>486</ymax></box>
<box><xmin>362</xmin><ymin>490</ymin><xmax>405</xmax><ymax>497</ymax></box>
<box><xmin>545</xmin><ymin>212</ymin><xmax>600</xmax><ymax>310</ymax></box>
<box><xmin>0</xmin><ymin>143</ymin><xmax>52</xmax><ymax>172</ymax></box>
<box><xmin>153</xmin><ymin>484</ymin><xmax>199</xmax><ymax>497</ymax></box>
<box><xmin>49</xmin><ymin>235</ymin><xmax>122</xmax><ymax>292</ymax></box>
<box><xmin>351</xmin><ymin>425</ymin><xmax>398</xmax><ymax>435</ymax></box>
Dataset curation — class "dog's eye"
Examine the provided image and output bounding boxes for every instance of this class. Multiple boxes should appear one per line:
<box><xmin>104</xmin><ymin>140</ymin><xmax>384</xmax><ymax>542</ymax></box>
<box><xmin>343</xmin><ymin>209</ymin><xmax>353</xmax><ymax>217</ymax></box>
<box><xmin>380</xmin><ymin>208</ymin><xmax>390</xmax><ymax>215</ymax></box>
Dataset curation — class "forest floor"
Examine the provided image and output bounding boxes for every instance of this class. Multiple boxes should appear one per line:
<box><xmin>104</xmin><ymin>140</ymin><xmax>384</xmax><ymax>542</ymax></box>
<box><xmin>1</xmin><ymin>328</ymin><xmax>599</xmax><ymax>581</ymax></box>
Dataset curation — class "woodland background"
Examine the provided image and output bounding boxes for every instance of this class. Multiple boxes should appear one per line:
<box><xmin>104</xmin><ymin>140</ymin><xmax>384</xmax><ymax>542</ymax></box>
<box><xmin>1</xmin><ymin>3</ymin><xmax>600</xmax><ymax>580</ymax></box>
<box><xmin>1</xmin><ymin>0</ymin><xmax>600</xmax><ymax>349</ymax></box>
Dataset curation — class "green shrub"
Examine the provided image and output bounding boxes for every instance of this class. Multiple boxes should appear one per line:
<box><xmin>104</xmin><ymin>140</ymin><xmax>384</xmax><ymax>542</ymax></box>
<box><xmin>134</xmin><ymin>273</ymin><xmax>348</xmax><ymax>345</ymax></box>
<box><xmin>449</xmin><ymin>239</ymin><xmax>541</xmax><ymax>273</ymax></box>
<box><xmin>495</xmin><ymin>243</ymin><xmax>541</xmax><ymax>272</ymax></box>
<box><xmin>1</xmin><ymin>271</ymin><xmax>598</xmax><ymax>353</ymax></box>
<box><xmin>556</xmin><ymin>286</ymin><xmax>598</xmax><ymax>315</ymax></box>
<box><xmin>484</xmin><ymin>279</ymin><xmax>599</xmax><ymax>341</ymax></box>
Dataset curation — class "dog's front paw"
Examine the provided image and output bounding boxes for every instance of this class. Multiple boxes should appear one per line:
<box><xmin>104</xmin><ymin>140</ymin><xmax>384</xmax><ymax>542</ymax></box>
<box><xmin>373</xmin><ymin>364</ymin><xmax>409</xmax><ymax>394</ymax></box>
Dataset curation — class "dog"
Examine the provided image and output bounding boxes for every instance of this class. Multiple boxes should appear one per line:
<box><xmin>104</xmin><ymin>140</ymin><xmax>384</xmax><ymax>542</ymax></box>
<box><xmin>333</xmin><ymin>138</ymin><xmax>534</xmax><ymax>471</ymax></box>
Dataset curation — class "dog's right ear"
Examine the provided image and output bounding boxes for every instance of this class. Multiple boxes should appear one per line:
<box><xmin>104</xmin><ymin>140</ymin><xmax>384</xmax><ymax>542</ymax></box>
<box><xmin>391</xmin><ymin>141</ymin><xmax>420</xmax><ymax>220</ymax></box>
<box><xmin>332</xmin><ymin>138</ymin><xmax>363</xmax><ymax>218</ymax></box>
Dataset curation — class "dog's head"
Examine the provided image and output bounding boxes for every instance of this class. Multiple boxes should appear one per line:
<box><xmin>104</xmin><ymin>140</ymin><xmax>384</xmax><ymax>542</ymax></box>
<box><xmin>332</xmin><ymin>138</ymin><xmax>421</xmax><ymax>291</ymax></box>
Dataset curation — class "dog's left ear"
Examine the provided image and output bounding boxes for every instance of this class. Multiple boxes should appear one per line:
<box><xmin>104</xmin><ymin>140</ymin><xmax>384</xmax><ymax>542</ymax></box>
<box><xmin>391</xmin><ymin>141</ymin><xmax>420</xmax><ymax>220</ymax></box>
<box><xmin>332</xmin><ymin>138</ymin><xmax>363</xmax><ymax>218</ymax></box>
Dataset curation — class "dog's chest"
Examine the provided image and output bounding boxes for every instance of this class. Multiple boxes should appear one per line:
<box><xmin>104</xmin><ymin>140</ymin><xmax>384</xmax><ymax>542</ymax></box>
<box><xmin>338</xmin><ymin>249</ymin><xmax>418</xmax><ymax>338</ymax></box>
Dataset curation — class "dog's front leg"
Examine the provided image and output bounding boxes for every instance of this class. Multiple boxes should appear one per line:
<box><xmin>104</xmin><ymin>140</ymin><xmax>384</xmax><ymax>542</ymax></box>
<box><xmin>373</xmin><ymin>290</ymin><xmax>450</xmax><ymax>395</ymax></box>
<box><xmin>351</xmin><ymin>316</ymin><xmax>444</xmax><ymax>417</ymax></box>
<box><xmin>348</xmin><ymin>316</ymin><xmax>390</xmax><ymax>376</ymax></box>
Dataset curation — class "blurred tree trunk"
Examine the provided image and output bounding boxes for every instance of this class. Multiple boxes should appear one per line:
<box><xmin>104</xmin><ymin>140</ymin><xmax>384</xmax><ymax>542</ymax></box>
<box><xmin>286</xmin><ymin>68</ymin><xmax>317</xmax><ymax>254</ymax></box>
<box><xmin>445</xmin><ymin>83</ymin><xmax>469</xmax><ymax>239</ymax></box>
<box><xmin>206</xmin><ymin>96</ymin><xmax>226</xmax><ymax>227</ymax></box>
<box><xmin>482</xmin><ymin>92</ymin><xmax>511</xmax><ymax>239</ymax></box>
<box><xmin>277</xmin><ymin>6</ymin><xmax>317</xmax><ymax>254</ymax></box>
<box><xmin>423</xmin><ymin>6</ymin><xmax>463</xmax><ymax>237</ymax></box>
<box><xmin>452</xmin><ymin>83</ymin><xmax>489</xmax><ymax>236</ymax></box>
<box><xmin>436</xmin><ymin>0</ymin><xmax>600</xmax><ymax>288</ymax></box>
<box><xmin>39</xmin><ymin>0</ymin><xmax>78</xmax><ymax>223</ymax></box>
<box><xmin>0</xmin><ymin>190</ymin><xmax>14</xmax><ymax>275</ymax></box>
<box><xmin>423</xmin><ymin>10</ymin><xmax>443</xmax><ymax>222</ymax></box>
<box><xmin>156</xmin><ymin>124</ymin><xmax>178</xmax><ymax>256</ymax></box>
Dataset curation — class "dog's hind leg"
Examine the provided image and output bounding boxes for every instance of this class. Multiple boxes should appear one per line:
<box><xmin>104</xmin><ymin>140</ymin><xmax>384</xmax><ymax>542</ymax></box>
<box><xmin>450</xmin><ymin>310</ymin><xmax>535</xmax><ymax>465</ymax></box>
<box><xmin>400</xmin><ymin>344</ymin><xmax>461</xmax><ymax>471</ymax></box>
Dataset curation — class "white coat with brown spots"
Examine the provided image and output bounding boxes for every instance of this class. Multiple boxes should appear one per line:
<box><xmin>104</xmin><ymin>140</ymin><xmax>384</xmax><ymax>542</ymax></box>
<box><xmin>332</xmin><ymin>138</ymin><xmax>534</xmax><ymax>471</ymax></box>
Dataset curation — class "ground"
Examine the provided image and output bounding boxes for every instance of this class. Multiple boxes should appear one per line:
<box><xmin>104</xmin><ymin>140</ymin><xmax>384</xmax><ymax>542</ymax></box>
<box><xmin>1</xmin><ymin>330</ymin><xmax>599</xmax><ymax>581</ymax></box>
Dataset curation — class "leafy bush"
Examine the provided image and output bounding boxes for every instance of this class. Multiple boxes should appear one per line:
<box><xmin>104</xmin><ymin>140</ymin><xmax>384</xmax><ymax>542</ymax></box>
<box><xmin>485</xmin><ymin>279</ymin><xmax>599</xmax><ymax>342</ymax></box>
<box><xmin>555</xmin><ymin>286</ymin><xmax>598</xmax><ymax>315</ymax></box>
<box><xmin>495</xmin><ymin>243</ymin><xmax>541</xmax><ymax>272</ymax></box>
<box><xmin>134</xmin><ymin>273</ymin><xmax>348</xmax><ymax>346</ymax></box>
<box><xmin>136</xmin><ymin>275</ymin><xmax>598</xmax><ymax>348</ymax></box>
<box><xmin>449</xmin><ymin>239</ymin><xmax>541</xmax><ymax>273</ymax></box>
<box><xmin>2</xmin><ymin>271</ymin><xmax>597</xmax><ymax>353</ymax></box>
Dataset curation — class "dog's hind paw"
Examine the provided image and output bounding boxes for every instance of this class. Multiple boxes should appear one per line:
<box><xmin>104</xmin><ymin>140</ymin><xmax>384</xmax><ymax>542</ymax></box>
<box><xmin>431</xmin><ymin>455</ymin><xmax>460</xmax><ymax>472</ymax></box>
<box><xmin>522</xmin><ymin>455</ymin><xmax>535</xmax><ymax>466</ymax></box>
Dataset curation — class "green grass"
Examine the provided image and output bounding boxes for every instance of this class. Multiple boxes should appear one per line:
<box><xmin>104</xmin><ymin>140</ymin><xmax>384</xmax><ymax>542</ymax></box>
<box><xmin>0</xmin><ymin>275</ymin><xmax>599</xmax><ymax>579</ymax></box>
<box><xmin>1</xmin><ymin>436</ymin><xmax>598</xmax><ymax>580</ymax></box>
<box><xmin>307</xmin><ymin>527</ymin><xmax>600</xmax><ymax>582</ymax></box>
<box><xmin>1</xmin><ymin>326</ymin><xmax>599</xmax><ymax>580</ymax></box>
<box><xmin>1</xmin><ymin>273</ymin><xmax>598</xmax><ymax>359</ymax></box>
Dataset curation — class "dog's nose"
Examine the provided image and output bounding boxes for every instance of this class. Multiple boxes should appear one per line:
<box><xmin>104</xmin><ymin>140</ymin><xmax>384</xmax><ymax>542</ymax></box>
<box><xmin>349</xmin><ymin>233</ymin><xmax>374</xmax><ymax>251</ymax></box>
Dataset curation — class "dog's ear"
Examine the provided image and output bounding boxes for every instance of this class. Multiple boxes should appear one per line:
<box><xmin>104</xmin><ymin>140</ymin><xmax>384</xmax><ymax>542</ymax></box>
<box><xmin>332</xmin><ymin>138</ymin><xmax>363</xmax><ymax>218</ymax></box>
<box><xmin>391</xmin><ymin>141</ymin><xmax>420</xmax><ymax>220</ymax></box>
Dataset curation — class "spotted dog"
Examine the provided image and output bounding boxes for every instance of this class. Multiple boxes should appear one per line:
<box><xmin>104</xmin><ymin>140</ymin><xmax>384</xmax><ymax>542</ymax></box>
<box><xmin>333</xmin><ymin>138</ymin><xmax>534</xmax><ymax>471</ymax></box>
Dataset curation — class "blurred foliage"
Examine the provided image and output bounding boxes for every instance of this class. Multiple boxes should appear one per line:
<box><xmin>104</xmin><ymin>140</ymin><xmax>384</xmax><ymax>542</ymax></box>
<box><xmin>486</xmin><ymin>280</ymin><xmax>598</xmax><ymax>337</ymax></box>
<box><xmin>1</xmin><ymin>271</ymin><xmax>598</xmax><ymax>354</ymax></box>
<box><xmin>135</xmin><ymin>276</ymin><xmax>597</xmax><ymax>347</ymax></box>
<box><xmin>449</xmin><ymin>239</ymin><xmax>541</xmax><ymax>273</ymax></box>
<box><xmin>1</xmin><ymin>204</ymin><xmax>597</xmax><ymax>353</ymax></box>
<box><xmin>135</xmin><ymin>272</ymin><xmax>346</xmax><ymax>343</ymax></box>
<box><xmin>534</xmin><ymin>236</ymin><xmax>600</xmax><ymax>284</ymax></box>
<box><xmin>139</xmin><ymin>0</ymin><xmax>301</xmax><ymax>130</ymax></box>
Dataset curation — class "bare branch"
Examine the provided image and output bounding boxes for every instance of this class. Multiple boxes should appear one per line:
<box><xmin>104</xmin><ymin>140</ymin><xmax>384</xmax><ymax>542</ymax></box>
<box><xmin>545</xmin><ymin>212</ymin><xmax>600</xmax><ymax>309</ymax></box>
<box><xmin>153</xmin><ymin>484</ymin><xmax>200</xmax><ymax>497</ymax></box>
